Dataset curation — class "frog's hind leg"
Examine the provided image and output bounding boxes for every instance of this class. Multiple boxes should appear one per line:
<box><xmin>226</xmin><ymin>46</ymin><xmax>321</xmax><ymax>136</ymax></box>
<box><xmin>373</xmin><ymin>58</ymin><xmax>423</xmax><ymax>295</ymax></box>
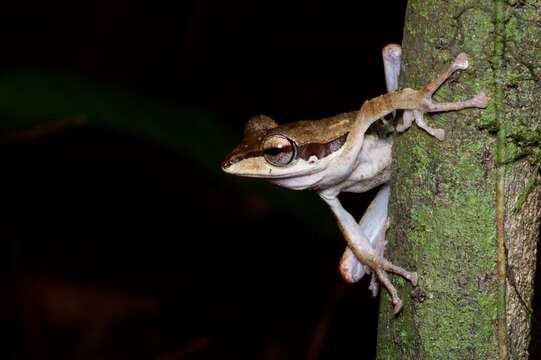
<box><xmin>381</xmin><ymin>44</ymin><xmax>402</xmax><ymax>122</ymax></box>
<box><xmin>339</xmin><ymin>185</ymin><xmax>390</xmax><ymax>297</ymax></box>
<box><xmin>382</xmin><ymin>44</ymin><xmax>401</xmax><ymax>94</ymax></box>
<box><xmin>323</xmin><ymin>186</ymin><xmax>417</xmax><ymax>314</ymax></box>
<box><xmin>339</xmin><ymin>227</ymin><xmax>387</xmax><ymax>298</ymax></box>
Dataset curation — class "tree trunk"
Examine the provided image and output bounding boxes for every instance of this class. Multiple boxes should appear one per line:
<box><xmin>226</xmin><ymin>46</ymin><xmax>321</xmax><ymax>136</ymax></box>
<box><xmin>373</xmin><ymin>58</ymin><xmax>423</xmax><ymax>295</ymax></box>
<box><xmin>376</xmin><ymin>1</ymin><xmax>541</xmax><ymax>359</ymax></box>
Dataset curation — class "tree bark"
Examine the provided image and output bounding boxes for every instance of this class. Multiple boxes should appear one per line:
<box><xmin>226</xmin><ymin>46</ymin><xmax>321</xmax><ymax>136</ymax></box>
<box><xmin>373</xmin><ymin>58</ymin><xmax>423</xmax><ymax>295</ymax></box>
<box><xmin>376</xmin><ymin>1</ymin><xmax>541</xmax><ymax>359</ymax></box>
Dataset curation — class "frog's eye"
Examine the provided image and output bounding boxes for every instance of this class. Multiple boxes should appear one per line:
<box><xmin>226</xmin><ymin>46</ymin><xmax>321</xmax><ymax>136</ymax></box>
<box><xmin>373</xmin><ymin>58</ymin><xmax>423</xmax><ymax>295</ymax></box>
<box><xmin>262</xmin><ymin>135</ymin><xmax>297</xmax><ymax>167</ymax></box>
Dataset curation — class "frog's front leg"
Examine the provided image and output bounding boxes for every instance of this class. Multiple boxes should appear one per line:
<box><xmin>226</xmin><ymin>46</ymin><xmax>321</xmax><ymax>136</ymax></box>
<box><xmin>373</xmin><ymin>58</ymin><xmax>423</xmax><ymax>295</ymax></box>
<box><xmin>396</xmin><ymin>53</ymin><xmax>488</xmax><ymax>140</ymax></box>
<box><xmin>319</xmin><ymin>192</ymin><xmax>417</xmax><ymax>314</ymax></box>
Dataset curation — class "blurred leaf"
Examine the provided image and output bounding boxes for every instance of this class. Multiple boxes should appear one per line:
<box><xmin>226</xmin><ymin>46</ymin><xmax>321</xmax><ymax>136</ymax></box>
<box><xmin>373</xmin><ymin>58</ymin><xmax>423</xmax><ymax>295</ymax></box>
<box><xmin>0</xmin><ymin>69</ymin><xmax>334</xmax><ymax>232</ymax></box>
<box><xmin>0</xmin><ymin>70</ymin><xmax>234</xmax><ymax>173</ymax></box>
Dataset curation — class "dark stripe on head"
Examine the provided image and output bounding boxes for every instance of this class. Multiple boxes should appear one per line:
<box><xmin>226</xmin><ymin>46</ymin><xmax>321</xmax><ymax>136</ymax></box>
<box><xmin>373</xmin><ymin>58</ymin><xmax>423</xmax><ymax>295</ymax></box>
<box><xmin>223</xmin><ymin>132</ymin><xmax>348</xmax><ymax>168</ymax></box>
<box><xmin>297</xmin><ymin>133</ymin><xmax>348</xmax><ymax>161</ymax></box>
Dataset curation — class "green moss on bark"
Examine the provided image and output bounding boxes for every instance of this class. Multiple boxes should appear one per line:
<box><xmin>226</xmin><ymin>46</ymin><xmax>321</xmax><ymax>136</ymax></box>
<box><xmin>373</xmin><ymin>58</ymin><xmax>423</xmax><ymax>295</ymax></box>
<box><xmin>378</xmin><ymin>116</ymin><xmax>498</xmax><ymax>359</ymax></box>
<box><xmin>377</xmin><ymin>1</ymin><xmax>500</xmax><ymax>358</ymax></box>
<box><xmin>377</xmin><ymin>0</ymin><xmax>541</xmax><ymax>359</ymax></box>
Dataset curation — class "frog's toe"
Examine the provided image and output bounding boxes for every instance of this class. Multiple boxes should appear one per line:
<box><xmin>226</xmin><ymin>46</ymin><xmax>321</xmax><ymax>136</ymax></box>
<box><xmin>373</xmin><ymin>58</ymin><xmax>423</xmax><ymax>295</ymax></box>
<box><xmin>393</xmin><ymin>298</ymin><xmax>403</xmax><ymax>314</ymax></box>
<box><xmin>410</xmin><ymin>272</ymin><xmax>418</xmax><ymax>287</ymax></box>
<box><xmin>368</xmin><ymin>273</ymin><xmax>380</xmax><ymax>298</ymax></box>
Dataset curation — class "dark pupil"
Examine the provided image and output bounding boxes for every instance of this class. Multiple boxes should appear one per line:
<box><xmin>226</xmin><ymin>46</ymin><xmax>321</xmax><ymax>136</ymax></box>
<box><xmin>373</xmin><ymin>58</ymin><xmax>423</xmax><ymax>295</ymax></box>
<box><xmin>265</xmin><ymin>147</ymin><xmax>287</xmax><ymax>156</ymax></box>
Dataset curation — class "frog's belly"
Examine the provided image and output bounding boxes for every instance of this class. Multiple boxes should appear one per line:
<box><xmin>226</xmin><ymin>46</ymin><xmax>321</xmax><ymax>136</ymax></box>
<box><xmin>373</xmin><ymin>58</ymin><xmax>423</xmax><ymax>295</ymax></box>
<box><xmin>314</xmin><ymin>138</ymin><xmax>392</xmax><ymax>195</ymax></box>
<box><xmin>339</xmin><ymin>167</ymin><xmax>392</xmax><ymax>193</ymax></box>
<box><xmin>270</xmin><ymin>134</ymin><xmax>392</xmax><ymax>193</ymax></box>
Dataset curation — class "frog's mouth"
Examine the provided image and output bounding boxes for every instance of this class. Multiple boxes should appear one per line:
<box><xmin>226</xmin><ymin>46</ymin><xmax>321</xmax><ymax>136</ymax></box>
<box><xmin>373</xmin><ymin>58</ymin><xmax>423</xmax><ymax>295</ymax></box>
<box><xmin>221</xmin><ymin>156</ymin><xmax>327</xmax><ymax>179</ymax></box>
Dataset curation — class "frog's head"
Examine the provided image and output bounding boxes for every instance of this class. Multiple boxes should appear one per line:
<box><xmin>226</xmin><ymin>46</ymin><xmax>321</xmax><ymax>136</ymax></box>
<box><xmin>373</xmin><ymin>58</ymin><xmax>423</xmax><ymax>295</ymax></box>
<box><xmin>222</xmin><ymin>114</ymin><xmax>348</xmax><ymax>182</ymax></box>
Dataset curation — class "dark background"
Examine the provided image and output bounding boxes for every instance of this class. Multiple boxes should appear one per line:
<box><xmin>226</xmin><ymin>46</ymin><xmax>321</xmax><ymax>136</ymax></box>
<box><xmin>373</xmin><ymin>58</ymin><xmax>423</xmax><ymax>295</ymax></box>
<box><xmin>8</xmin><ymin>1</ymin><xmax>536</xmax><ymax>359</ymax></box>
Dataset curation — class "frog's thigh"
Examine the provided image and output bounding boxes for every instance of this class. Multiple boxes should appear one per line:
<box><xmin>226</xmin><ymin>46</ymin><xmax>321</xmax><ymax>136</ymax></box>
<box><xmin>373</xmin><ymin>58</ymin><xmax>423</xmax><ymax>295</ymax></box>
<box><xmin>339</xmin><ymin>185</ymin><xmax>389</xmax><ymax>285</ymax></box>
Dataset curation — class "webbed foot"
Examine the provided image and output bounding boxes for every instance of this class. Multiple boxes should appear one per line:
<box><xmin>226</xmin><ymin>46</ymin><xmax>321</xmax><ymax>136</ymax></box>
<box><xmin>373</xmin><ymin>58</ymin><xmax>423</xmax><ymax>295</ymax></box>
<box><xmin>374</xmin><ymin>260</ymin><xmax>417</xmax><ymax>314</ymax></box>
<box><xmin>398</xmin><ymin>53</ymin><xmax>490</xmax><ymax>140</ymax></box>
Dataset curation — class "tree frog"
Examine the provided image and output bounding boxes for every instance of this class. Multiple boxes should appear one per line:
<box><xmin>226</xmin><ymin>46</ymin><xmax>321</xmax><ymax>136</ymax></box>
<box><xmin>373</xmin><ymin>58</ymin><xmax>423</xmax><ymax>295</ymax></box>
<box><xmin>222</xmin><ymin>45</ymin><xmax>488</xmax><ymax>313</ymax></box>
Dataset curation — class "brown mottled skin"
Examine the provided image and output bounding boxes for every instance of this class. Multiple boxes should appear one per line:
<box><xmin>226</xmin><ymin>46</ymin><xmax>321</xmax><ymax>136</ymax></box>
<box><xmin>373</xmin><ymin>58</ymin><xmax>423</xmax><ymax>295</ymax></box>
<box><xmin>223</xmin><ymin>112</ymin><xmax>356</xmax><ymax>168</ymax></box>
<box><xmin>224</xmin><ymin>87</ymin><xmax>443</xmax><ymax>169</ymax></box>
